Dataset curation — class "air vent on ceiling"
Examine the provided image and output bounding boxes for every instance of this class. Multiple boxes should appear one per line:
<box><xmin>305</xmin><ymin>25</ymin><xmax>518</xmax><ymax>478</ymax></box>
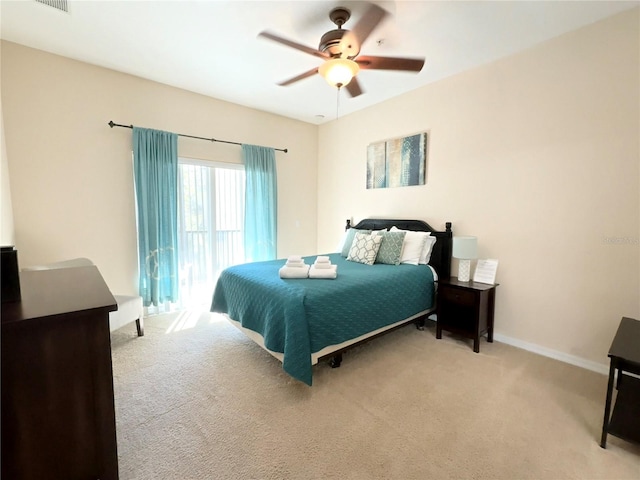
<box><xmin>35</xmin><ymin>0</ymin><xmax>69</xmax><ymax>13</ymax></box>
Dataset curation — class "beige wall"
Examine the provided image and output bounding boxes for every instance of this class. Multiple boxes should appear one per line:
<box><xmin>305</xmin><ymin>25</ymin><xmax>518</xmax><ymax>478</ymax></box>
<box><xmin>318</xmin><ymin>9</ymin><xmax>640</xmax><ymax>367</ymax></box>
<box><xmin>2</xmin><ymin>9</ymin><xmax>638</xmax><ymax>370</ymax></box>
<box><xmin>1</xmin><ymin>105</ymin><xmax>15</xmax><ymax>246</ymax></box>
<box><xmin>1</xmin><ymin>41</ymin><xmax>318</xmax><ymax>295</ymax></box>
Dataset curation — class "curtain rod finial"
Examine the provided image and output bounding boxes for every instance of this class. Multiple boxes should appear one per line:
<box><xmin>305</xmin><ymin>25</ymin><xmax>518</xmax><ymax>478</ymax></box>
<box><xmin>108</xmin><ymin>120</ymin><xmax>114</xmax><ymax>128</ymax></box>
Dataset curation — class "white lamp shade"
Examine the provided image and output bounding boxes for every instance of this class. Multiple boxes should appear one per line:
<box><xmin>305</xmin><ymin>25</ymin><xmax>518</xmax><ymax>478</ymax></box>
<box><xmin>452</xmin><ymin>236</ymin><xmax>478</xmax><ymax>259</ymax></box>
<box><xmin>318</xmin><ymin>58</ymin><xmax>360</xmax><ymax>87</ymax></box>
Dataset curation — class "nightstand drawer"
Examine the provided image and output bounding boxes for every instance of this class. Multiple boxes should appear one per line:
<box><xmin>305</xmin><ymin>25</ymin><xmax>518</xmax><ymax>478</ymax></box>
<box><xmin>439</xmin><ymin>287</ymin><xmax>475</xmax><ymax>306</ymax></box>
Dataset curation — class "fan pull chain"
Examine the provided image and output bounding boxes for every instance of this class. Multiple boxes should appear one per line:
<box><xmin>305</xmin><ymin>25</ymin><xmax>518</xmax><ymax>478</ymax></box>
<box><xmin>336</xmin><ymin>86</ymin><xmax>341</xmax><ymax>120</ymax></box>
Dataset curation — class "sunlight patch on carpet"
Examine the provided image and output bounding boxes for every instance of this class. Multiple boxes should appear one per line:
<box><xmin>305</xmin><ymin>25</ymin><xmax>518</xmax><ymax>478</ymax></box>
<box><xmin>165</xmin><ymin>310</ymin><xmax>203</xmax><ymax>333</ymax></box>
<box><xmin>164</xmin><ymin>310</ymin><xmax>228</xmax><ymax>333</ymax></box>
<box><xmin>209</xmin><ymin>312</ymin><xmax>228</xmax><ymax>324</ymax></box>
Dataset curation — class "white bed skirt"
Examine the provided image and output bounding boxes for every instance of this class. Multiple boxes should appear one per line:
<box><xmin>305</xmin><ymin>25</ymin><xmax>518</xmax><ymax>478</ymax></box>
<box><xmin>223</xmin><ymin>307</ymin><xmax>435</xmax><ymax>365</ymax></box>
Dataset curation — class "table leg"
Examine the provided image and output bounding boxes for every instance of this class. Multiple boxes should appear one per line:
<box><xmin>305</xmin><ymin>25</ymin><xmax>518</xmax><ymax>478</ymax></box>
<box><xmin>600</xmin><ymin>360</ymin><xmax>616</xmax><ymax>448</ymax></box>
<box><xmin>136</xmin><ymin>317</ymin><xmax>144</xmax><ymax>337</ymax></box>
<box><xmin>487</xmin><ymin>288</ymin><xmax>495</xmax><ymax>343</ymax></box>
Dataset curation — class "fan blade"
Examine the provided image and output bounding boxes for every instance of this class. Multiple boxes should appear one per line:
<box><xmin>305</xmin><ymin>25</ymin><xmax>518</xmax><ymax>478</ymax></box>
<box><xmin>357</xmin><ymin>55</ymin><xmax>425</xmax><ymax>72</ymax></box>
<box><xmin>259</xmin><ymin>31</ymin><xmax>329</xmax><ymax>59</ymax></box>
<box><xmin>345</xmin><ymin>77</ymin><xmax>364</xmax><ymax>98</ymax></box>
<box><xmin>340</xmin><ymin>4</ymin><xmax>388</xmax><ymax>57</ymax></box>
<box><xmin>278</xmin><ymin>67</ymin><xmax>320</xmax><ymax>86</ymax></box>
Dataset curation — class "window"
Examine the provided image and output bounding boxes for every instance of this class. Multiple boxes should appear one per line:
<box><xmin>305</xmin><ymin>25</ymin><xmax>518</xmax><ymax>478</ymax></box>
<box><xmin>177</xmin><ymin>158</ymin><xmax>245</xmax><ymax>308</ymax></box>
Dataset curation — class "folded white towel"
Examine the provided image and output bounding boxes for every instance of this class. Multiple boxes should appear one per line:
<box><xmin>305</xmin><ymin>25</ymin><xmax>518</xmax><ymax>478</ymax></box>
<box><xmin>312</xmin><ymin>262</ymin><xmax>333</xmax><ymax>269</ymax></box>
<box><xmin>288</xmin><ymin>255</ymin><xmax>303</xmax><ymax>263</ymax></box>
<box><xmin>309</xmin><ymin>264</ymin><xmax>337</xmax><ymax>279</ymax></box>
<box><xmin>279</xmin><ymin>265</ymin><xmax>310</xmax><ymax>279</ymax></box>
<box><xmin>315</xmin><ymin>256</ymin><xmax>330</xmax><ymax>264</ymax></box>
<box><xmin>285</xmin><ymin>260</ymin><xmax>307</xmax><ymax>268</ymax></box>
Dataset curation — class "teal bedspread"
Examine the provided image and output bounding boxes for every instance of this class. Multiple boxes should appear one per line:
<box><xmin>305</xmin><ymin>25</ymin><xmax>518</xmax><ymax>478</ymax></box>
<box><xmin>211</xmin><ymin>253</ymin><xmax>435</xmax><ymax>385</ymax></box>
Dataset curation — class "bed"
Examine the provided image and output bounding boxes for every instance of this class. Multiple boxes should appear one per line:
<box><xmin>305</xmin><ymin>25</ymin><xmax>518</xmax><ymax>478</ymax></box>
<box><xmin>211</xmin><ymin>219</ymin><xmax>452</xmax><ymax>385</ymax></box>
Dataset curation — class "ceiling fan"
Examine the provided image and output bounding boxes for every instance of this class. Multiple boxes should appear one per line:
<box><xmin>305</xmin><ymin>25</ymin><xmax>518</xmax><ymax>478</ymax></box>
<box><xmin>258</xmin><ymin>3</ymin><xmax>425</xmax><ymax>98</ymax></box>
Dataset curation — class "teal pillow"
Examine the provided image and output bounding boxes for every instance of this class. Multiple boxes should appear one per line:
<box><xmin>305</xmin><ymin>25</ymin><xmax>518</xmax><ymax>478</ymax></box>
<box><xmin>341</xmin><ymin>228</ymin><xmax>371</xmax><ymax>257</ymax></box>
<box><xmin>375</xmin><ymin>231</ymin><xmax>407</xmax><ymax>265</ymax></box>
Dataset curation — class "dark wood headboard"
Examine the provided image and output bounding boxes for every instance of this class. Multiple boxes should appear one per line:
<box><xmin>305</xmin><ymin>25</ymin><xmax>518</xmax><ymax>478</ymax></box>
<box><xmin>347</xmin><ymin>218</ymin><xmax>452</xmax><ymax>280</ymax></box>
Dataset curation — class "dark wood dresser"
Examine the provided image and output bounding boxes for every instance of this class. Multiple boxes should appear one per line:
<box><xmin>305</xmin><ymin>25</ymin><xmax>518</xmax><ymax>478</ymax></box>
<box><xmin>1</xmin><ymin>266</ymin><xmax>119</xmax><ymax>480</ymax></box>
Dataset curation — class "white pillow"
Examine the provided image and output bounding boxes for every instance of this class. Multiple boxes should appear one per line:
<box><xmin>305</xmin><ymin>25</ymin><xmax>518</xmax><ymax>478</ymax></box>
<box><xmin>390</xmin><ymin>226</ymin><xmax>431</xmax><ymax>236</ymax></box>
<box><xmin>419</xmin><ymin>236</ymin><xmax>437</xmax><ymax>265</ymax></box>
<box><xmin>398</xmin><ymin>231</ymin><xmax>428</xmax><ymax>265</ymax></box>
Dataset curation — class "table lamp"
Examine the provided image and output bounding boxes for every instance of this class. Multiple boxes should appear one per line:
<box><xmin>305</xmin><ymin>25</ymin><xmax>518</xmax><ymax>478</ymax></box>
<box><xmin>453</xmin><ymin>236</ymin><xmax>478</xmax><ymax>282</ymax></box>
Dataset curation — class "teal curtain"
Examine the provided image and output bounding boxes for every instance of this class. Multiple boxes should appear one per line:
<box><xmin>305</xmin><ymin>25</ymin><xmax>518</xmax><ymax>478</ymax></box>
<box><xmin>133</xmin><ymin>127</ymin><xmax>179</xmax><ymax>306</ymax></box>
<box><xmin>242</xmin><ymin>144</ymin><xmax>277</xmax><ymax>262</ymax></box>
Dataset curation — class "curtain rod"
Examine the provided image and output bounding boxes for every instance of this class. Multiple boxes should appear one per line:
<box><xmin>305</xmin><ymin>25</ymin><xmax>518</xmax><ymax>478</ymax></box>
<box><xmin>108</xmin><ymin>121</ymin><xmax>288</xmax><ymax>153</ymax></box>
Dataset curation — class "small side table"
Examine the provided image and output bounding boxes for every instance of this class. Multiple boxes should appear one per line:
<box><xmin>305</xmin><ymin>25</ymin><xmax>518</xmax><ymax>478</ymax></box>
<box><xmin>436</xmin><ymin>277</ymin><xmax>498</xmax><ymax>353</ymax></box>
<box><xmin>600</xmin><ymin>317</ymin><xmax>640</xmax><ymax>448</ymax></box>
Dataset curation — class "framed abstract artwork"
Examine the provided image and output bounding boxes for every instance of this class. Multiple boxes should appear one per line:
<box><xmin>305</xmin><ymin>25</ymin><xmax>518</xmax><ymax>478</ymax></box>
<box><xmin>366</xmin><ymin>132</ymin><xmax>427</xmax><ymax>189</ymax></box>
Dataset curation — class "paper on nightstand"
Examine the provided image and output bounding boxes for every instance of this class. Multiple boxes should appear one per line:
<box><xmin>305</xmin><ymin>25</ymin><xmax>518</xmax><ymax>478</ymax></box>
<box><xmin>473</xmin><ymin>259</ymin><xmax>498</xmax><ymax>284</ymax></box>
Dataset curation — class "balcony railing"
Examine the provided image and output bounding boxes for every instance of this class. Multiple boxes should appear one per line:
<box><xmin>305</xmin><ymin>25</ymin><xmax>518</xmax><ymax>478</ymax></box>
<box><xmin>179</xmin><ymin>229</ymin><xmax>244</xmax><ymax>308</ymax></box>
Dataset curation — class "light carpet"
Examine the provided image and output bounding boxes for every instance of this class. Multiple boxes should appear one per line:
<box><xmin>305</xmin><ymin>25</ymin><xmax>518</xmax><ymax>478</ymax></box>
<box><xmin>110</xmin><ymin>311</ymin><xmax>640</xmax><ymax>480</ymax></box>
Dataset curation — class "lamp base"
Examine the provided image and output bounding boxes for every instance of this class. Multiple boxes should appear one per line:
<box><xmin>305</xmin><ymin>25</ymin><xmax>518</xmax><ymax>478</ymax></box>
<box><xmin>458</xmin><ymin>259</ymin><xmax>471</xmax><ymax>282</ymax></box>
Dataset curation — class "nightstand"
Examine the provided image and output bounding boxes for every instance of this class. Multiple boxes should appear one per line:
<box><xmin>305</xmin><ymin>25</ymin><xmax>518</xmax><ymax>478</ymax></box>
<box><xmin>436</xmin><ymin>277</ymin><xmax>498</xmax><ymax>353</ymax></box>
<box><xmin>600</xmin><ymin>317</ymin><xmax>640</xmax><ymax>448</ymax></box>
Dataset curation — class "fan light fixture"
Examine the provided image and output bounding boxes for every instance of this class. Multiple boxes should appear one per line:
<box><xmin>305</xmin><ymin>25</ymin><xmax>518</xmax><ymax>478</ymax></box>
<box><xmin>319</xmin><ymin>58</ymin><xmax>360</xmax><ymax>87</ymax></box>
<box><xmin>259</xmin><ymin>4</ymin><xmax>425</xmax><ymax>98</ymax></box>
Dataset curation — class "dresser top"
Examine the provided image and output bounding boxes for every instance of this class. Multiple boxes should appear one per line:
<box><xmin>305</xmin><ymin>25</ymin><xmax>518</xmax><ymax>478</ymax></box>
<box><xmin>1</xmin><ymin>266</ymin><xmax>117</xmax><ymax>325</ymax></box>
<box><xmin>608</xmin><ymin>317</ymin><xmax>640</xmax><ymax>365</ymax></box>
<box><xmin>437</xmin><ymin>276</ymin><xmax>498</xmax><ymax>291</ymax></box>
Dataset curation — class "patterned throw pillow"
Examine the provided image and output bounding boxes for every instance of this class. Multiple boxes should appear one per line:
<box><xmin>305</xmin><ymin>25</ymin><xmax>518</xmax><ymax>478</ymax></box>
<box><xmin>347</xmin><ymin>232</ymin><xmax>383</xmax><ymax>265</ymax></box>
<box><xmin>340</xmin><ymin>229</ymin><xmax>372</xmax><ymax>257</ymax></box>
<box><xmin>375</xmin><ymin>231</ymin><xmax>406</xmax><ymax>265</ymax></box>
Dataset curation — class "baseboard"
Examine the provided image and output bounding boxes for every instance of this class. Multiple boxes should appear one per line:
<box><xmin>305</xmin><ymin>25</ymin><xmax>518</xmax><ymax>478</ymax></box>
<box><xmin>492</xmin><ymin>333</ymin><xmax>609</xmax><ymax>376</ymax></box>
<box><xmin>416</xmin><ymin>315</ymin><xmax>610</xmax><ymax>376</ymax></box>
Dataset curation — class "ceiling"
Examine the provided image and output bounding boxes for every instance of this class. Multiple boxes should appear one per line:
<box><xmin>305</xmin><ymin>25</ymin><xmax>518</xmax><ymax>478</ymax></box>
<box><xmin>1</xmin><ymin>1</ymin><xmax>637</xmax><ymax>125</ymax></box>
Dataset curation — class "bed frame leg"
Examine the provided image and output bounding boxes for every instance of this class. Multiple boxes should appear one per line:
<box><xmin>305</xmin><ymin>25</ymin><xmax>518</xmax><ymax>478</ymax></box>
<box><xmin>416</xmin><ymin>318</ymin><xmax>426</xmax><ymax>331</ymax></box>
<box><xmin>329</xmin><ymin>353</ymin><xmax>343</xmax><ymax>368</ymax></box>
